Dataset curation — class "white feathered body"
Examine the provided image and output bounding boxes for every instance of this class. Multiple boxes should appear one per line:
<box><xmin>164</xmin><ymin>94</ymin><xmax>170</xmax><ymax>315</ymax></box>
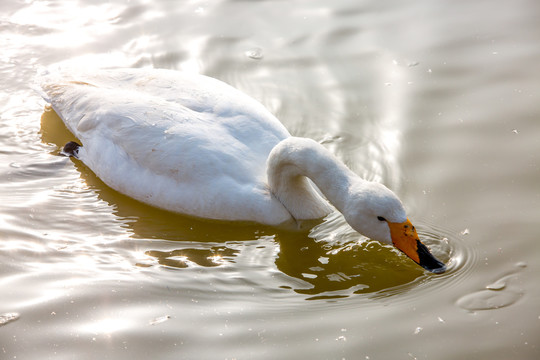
<box><xmin>39</xmin><ymin>68</ymin><xmax>296</xmax><ymax>224</ymax></box>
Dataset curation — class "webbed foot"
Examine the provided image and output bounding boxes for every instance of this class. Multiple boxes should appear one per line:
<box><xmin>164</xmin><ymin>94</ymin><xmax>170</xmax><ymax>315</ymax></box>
<box><xmin>61</xmin><ymin>141</ymin><xmax>81</xmax><ymax>158</ymax></box>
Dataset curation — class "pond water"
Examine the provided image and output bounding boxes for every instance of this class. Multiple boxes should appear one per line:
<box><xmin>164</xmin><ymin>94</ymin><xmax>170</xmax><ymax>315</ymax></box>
<box><xmin>1</xmin><ymin>0</ymin><xmax>539</xmax><ymax>359</ymax></box>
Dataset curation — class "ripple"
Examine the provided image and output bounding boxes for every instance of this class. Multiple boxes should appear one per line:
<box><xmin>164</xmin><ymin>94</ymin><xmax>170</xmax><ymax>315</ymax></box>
<box><xmin>276</xmin><ymin>216</ymin><xmax>473</xmax><ymax>300</ymax></box>
<box><xmin>367</xmin><ymin>222</ymin><xmax>475</xmax><ymax>301</ymax></box>
<box><xmin>134</xmin><ymin>219</ymin><xmax>467</xmax><ymax>302</ymax></box>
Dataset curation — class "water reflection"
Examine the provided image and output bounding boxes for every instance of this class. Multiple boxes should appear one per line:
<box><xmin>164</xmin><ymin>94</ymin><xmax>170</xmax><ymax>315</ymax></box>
<box><xmin>276</xmin><ymin>234</ymin><xmax>424</xmax><ymax>299</ymax></box>
<box><xmin>39</xmin><ymin>107</ymin><xmax>453</xmax><ymax>299</ymax></box>
<box><xmin>143</xmin><ymin>247</ymin><xmax>239</xmax><ymax>268</ymax></box>
<box><xmin>80</xmin><ymin>317</ymin><xmax>134</xmax><ymax>336</ymax></box>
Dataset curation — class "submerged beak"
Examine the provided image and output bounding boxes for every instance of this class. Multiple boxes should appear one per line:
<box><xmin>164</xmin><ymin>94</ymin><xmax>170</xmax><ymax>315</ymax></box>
<box><xmin>388</xmin><ymin>218</ymin><xmax>446</xmax><ymax>273</ymax></box>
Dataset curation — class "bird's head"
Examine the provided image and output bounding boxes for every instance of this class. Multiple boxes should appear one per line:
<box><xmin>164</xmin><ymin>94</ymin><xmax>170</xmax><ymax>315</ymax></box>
<box><xmin>343</xmin><ymin>181</ymin><xmax>446</xmax><ymax>273</ymax></box>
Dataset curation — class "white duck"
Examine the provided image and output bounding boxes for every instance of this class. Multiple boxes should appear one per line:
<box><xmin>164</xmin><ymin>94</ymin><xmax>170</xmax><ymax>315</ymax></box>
<box><xmin>38</xmin><ymin>68</ymin><xmax>445</xmax><ymax>272</ymax></box>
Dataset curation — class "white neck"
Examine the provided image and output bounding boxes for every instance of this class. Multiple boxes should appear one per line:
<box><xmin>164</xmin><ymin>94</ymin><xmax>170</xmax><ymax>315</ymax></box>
<box><xmin>267</xmin><ymin>137</ymin><xmax>357</xmax><ymax>221</ymax></box>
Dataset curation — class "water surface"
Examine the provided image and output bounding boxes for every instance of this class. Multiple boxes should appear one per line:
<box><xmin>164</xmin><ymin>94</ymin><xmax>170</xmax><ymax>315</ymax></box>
<box><xmin>1</xmin><ymin>0</ymin><xmax>539</xmax><ymax>359</ymax></box>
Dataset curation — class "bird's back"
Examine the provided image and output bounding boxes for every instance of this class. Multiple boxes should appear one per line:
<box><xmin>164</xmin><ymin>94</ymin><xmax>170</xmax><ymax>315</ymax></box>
<box><xmin>38</xmin><ymin>68</ymin><xmax>292</xmax><ymax>224</ymax></box>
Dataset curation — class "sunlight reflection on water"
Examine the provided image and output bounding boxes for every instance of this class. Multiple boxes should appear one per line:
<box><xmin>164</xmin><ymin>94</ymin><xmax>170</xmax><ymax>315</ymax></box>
<box><xmin>81</xmin><ymin>317</ymin><xmax>135</xmax><ymax>336</ymax></box>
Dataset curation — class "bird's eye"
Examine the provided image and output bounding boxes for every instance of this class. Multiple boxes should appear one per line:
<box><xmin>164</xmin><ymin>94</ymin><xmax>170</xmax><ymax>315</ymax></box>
<box><xmin>377</xmin><ymin>216</ymin><xmax>387</xmax><ymax>222</ymax></box>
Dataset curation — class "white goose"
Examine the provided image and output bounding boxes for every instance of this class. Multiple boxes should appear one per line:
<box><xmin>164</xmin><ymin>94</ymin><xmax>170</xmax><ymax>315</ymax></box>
<box><xmin>38</xmin><ymin>67</ymin><xmax>445</xmax><ymax>272</ymax></box>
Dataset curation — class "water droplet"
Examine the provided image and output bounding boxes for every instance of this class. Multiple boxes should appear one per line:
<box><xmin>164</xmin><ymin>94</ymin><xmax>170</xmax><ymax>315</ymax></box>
<box><xmin>486</xmin><ymin>278</ymin><xmax>506</xmax><ymax>291</ymax></box>
<box><xmin>437</xmin><ymin>317</ymin><xmax>445</xmax><ymax>323</ymax></box>
<box><xmin>407</xmin><ymin>61</ymin><xmax>419</xmax><ymax>67</ymax></box>
<box><xmin>245</xmin><ymin>48</ymin><xmax>264</xmax><ymax>60</ymax></box>
<box><xmin>336</xmin><ymin>335</ymin><xmax>347</xmax><ymax>341</ymax></box>
<box><xmin>515</xmin><ymin>261</ymin><xmax>527</xmax><ymax>268</ymax></box>
<box><xmin>414</xmin><ymin>326</ymin><xmax>423</xmax><ymax>334</ymax></box>
<box><xmin>460</xmin><ymin>228</ymin><xmax>470</xmax><ymax>235</ymax></box>
<box><xmin>511</xmin><ymin>129</ymin><xmax>519</xmax><ymax>134</ymax></box>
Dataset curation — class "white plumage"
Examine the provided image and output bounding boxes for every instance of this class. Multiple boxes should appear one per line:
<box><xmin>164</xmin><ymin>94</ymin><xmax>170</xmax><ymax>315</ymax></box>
<box><xmin>39</xmin><ymin>68</ymin><xmax>296</xmax><ymax>224</ymax></box>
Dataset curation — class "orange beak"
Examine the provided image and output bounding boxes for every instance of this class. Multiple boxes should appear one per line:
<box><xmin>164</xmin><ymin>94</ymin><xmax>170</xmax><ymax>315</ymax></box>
<box><xmin>387</xmin><ymin>218</ymin><xmax>446</xmax><ymax>273</ymax></box>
